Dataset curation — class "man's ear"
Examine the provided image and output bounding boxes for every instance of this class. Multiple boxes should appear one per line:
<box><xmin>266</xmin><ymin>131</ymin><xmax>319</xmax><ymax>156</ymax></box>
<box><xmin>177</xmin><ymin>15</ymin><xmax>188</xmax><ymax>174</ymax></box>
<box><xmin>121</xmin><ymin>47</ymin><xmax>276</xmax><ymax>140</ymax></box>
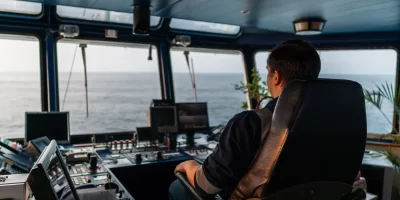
<box><xmin>273</xmin><ymin>70</ymin><xmax>282</xmax><ymax>86</ymax></box>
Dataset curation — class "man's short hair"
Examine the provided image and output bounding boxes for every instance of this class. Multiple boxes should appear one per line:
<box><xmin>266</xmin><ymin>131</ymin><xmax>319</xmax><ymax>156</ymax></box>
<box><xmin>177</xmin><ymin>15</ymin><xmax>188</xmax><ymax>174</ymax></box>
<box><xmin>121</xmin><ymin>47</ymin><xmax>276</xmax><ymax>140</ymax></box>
<box><xmin>267</xmin><ymin>39</ymin><xmax>321</xmax><ymax>84</ymax></box>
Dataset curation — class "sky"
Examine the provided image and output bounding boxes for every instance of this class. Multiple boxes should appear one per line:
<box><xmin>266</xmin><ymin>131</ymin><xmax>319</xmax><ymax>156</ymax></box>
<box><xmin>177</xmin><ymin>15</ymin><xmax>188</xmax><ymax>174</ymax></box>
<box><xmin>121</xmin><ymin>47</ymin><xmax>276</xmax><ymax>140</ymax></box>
<box><xmin>0</xmin><ymin>37</ymin><xmax>397</xmax><ymax>75</ymax></box>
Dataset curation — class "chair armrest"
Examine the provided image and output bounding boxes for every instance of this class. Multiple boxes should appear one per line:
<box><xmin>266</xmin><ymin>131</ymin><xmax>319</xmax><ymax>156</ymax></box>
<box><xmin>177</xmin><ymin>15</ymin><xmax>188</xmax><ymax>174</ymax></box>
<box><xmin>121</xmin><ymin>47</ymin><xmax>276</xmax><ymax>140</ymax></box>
<box><xmin>175</xmin><ymin>172</ymin><xmax>206</xmax><ymax>200</ymax></box>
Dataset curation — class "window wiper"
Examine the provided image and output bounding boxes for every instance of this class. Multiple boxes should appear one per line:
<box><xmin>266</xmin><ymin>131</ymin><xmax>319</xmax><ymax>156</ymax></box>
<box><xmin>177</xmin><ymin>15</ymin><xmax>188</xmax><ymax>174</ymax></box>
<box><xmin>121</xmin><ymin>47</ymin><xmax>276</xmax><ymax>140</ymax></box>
<box><xmin>79</xmin><ymin>44</ymin><xmax>89</xmax><ymax>118</ymax></box>
<box><xmin>183</xmin><ymin>51</ymin><xmax>197</xmax><ymax>102</ymax></box>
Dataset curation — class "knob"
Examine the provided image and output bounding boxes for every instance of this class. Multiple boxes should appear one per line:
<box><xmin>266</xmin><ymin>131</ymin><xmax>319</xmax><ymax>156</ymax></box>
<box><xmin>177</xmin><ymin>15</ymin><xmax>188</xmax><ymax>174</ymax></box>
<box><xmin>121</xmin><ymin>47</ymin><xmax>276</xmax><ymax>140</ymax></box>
<box><xmin>135</xmin><ymin>154</ymin><xmax>142</xmax><ymax>163</ymax></box>
<box><xmin>156</xmin><ymin>151</ymin><xmax>163</xmax><ymax>160</ymax></box>
<box><xmin>89</xmin><ymin>155</ymin><xmax>98</xmax><ymax>170</ymax></box>
<box><xmin>87</xmin><ymin>179</ymin><xmax>92</xmax><ymax>183</ymax></box>
<box><xmin>68</xmin><ymin>165</ymin><xmax>72</xmax><ymax>170</ymax></box>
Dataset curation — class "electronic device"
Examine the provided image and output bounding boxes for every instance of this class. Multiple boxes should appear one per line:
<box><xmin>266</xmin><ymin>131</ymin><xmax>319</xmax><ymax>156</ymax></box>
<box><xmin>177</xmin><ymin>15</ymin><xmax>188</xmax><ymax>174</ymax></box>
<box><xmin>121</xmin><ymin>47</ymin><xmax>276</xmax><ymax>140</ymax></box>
<box><xmin>25</xmin><ymin>112</ymin><xmax>70</xmax><ymax>145</ymax></box>
<box><xmin>152</xmin><ymin>99</ymin><xmax>175</xmax><ymax>106</ymax></box>
<box><xmin>66</xmin><ymin>151</ymin><xmax>91</xmax><ymax>164</ymax></box>
<box><xmin>0</xmin><ymin>149</ymin><xmax>32</xmax><ymax>173</ymax></box>
<box><xmin>150</xmin><ymin>105</ymin><xmax>179</xmax><ymax>133</ymax></box>
<box><xmin>59</xmin><ymin>24</ymin><xmax>80</xmax><ymax>38</ymax></box>
<box><xmin>176</xmin><ymin>102</ymin><xmax>210</xmax><ymax>132</ymax></box>
<box><xmin>24</xmin><ymin>136</ymin><xmax>51</xmax><ymax>160</ymax></box>
<box><xmin>0</xmin><ymin>161</ymin><xmax>27</xmax><ymax>175</ymax></box>
<box><xmin>0</xmin><ymin>174</ymin><xmax>30</xmax><ymax>200</ymax></box>
<box><xmin>136</xmin><ymin>127</ymin><xmax>153</xmax><ymax>142</ymax></box>
<box><xmin>28</xmin><ymin>140</ymin><xmax>80</xmax><ymax>200</ymax></box>
<box><xmin>132</xmin><ymin>1</ymin><xmax>151</xmax><ymax>35</ymax></box>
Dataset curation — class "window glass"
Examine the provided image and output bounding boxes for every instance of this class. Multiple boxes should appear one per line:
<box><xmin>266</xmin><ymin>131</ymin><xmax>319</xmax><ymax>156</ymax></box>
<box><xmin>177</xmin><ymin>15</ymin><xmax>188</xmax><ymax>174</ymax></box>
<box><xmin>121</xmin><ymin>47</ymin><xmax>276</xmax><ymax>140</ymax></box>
<box><xmin>0</xmin><ymin>0</ymin><xmax>42</xmax><ymax>15</ymax></box>
<box><xmin>57</xmin><ymin>41</ymin><xmax>160</xmax><ymax>134</ymax></box>
<box><xmin>255</xmin><ymin>50</ymin><xmax>397</xmax><ymax>134</ymax></box>
<box><xmin>171</xmin><ymin>48</ymin><xmax>246</xmax><ymax>126</ymax></box>
<box><xmin>57</xmin><ymin>5</ymin><xmax>161</xmax><ymax>26</ymax></box>
<box><xmin>0</xmin><ymin>35</ymin><xmax>41</xmax><ymax>138</ymax></box>
<box><xmin>170</xmin><ymin>18</ymin><xmax>241</xmax><ymax>35</ymax></box>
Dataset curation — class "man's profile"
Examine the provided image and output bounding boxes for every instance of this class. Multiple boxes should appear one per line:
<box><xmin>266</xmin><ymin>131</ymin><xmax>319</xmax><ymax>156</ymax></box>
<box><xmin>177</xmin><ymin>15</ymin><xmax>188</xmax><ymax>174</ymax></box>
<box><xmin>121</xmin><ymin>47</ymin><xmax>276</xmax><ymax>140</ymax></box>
<box><xmin>169</xmin><ymin>39</ymin><xmax>321</xmax><ymax>200</ymax></box>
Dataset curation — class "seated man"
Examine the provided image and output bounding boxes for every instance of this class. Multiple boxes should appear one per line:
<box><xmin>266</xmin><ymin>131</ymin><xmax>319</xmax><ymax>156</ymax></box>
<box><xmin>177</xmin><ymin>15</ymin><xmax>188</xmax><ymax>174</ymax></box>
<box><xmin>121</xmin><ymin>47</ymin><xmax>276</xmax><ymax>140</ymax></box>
<box><xmin>169</xmin><ymin>39</ymin><xmax>321</xmax><ymax>200</ymax></box>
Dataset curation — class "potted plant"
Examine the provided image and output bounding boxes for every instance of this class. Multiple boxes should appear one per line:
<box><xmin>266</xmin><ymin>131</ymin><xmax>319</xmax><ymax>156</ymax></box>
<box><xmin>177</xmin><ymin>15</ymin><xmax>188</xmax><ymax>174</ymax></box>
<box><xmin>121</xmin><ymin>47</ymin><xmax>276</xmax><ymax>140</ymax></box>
<box><xmin>234</xmin><ymin>67</ymin><xmax>271</xmax><ymax>110</ymax></box>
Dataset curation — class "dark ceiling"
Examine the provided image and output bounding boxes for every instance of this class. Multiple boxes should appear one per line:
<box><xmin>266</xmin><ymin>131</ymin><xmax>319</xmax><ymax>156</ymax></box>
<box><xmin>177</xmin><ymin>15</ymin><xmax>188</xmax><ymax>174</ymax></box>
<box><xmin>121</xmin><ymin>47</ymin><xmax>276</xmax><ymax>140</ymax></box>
<box><xmin>26</xmin><ymin>0</ymin><xmax>400</xmax><ymax>34</ymax></box>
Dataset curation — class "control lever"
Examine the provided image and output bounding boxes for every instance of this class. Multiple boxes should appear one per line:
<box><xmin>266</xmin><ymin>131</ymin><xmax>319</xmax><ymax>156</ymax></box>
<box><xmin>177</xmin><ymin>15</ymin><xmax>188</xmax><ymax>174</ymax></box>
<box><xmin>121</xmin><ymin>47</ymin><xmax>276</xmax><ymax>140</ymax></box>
<box><xmin>89</xmin><ymin>154</ymin><xmax>98</xmax><ymax>171</ymax></box>
<box><xmin>135</xmin><ymin>154</ymin><xmax>142</xmax><ymax>163</ymax></box>
<box><xmin>156</xmin><ymin>151</ymin><xmax>163</xmax><ymax>160</ymax></box>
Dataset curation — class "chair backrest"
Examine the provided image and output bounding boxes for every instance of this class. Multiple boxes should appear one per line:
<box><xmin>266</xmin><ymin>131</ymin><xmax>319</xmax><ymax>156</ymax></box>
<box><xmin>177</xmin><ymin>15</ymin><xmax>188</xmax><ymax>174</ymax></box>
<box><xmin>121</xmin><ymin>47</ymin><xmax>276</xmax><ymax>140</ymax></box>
<box><xmin>230</xmin><ymin>79</ymin><xmax>367</xmax><ymax>199</ymax></box>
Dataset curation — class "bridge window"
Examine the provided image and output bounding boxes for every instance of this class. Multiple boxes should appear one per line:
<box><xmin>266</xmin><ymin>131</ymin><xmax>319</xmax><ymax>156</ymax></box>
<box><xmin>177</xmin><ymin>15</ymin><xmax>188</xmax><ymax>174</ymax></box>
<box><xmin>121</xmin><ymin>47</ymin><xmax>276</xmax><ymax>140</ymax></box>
<box><xmin>256</xmin><ymin>49</ymin><xmax>397</xmax><ymax>134</ymax></box>
<box><xmin>57</xmin><ymin>40</ymin><xmax>160</xmax><ymax>135</ymax></box>
<box><xmin>0</xmin><ymin>0</ymin><xmax>42</xmax><ymax>15</ymax></box>
<box><xmin>171</xmin><ymin>48</ymin><xmax>246</xmax><ymax>126</ymax></box>
<box><xmin>0</xmin><ymin>35</ymin><xmax>41</xmax><ymax>139</ymax></box>
<box><xmin>170</xmin><ymin>18</ymin><xmax>241</xmax><ymax>35</ymax></box>
<box><xmin>57</xmin><ymin>5</ymin><xmax>161</xmax><ymax>26</ymax></box>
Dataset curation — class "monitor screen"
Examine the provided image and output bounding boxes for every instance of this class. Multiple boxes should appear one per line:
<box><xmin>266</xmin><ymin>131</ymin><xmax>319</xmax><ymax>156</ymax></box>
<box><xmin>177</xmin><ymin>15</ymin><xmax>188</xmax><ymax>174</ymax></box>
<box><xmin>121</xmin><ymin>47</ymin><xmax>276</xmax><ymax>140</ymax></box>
<box><xmin>136</xmin><ymin>127</ymin><xmax>153</xmax><ymax>142</ymax></box>
<box><xmin>177</xmin><ymin>103</ymin><xmax>210</xmax><ymax>132</ymax></box>
<box><xmin>31</xmin><ymin>136</ymin><xmax>51</xmax><ymax>153</ymax></box>
<box><xmin>28</xmin><ymin>140</ymin><xmax>79</xmax><ymax>200</ymax></box>
<box><xmin>25</xmin><ymin>112</ymin><xmax>70</xmax><ymax>144</ymax></box>
<box><xmin>150</xmin><ymin>106</ymin><xmax>178</xmax><ymax>133</ymax></box>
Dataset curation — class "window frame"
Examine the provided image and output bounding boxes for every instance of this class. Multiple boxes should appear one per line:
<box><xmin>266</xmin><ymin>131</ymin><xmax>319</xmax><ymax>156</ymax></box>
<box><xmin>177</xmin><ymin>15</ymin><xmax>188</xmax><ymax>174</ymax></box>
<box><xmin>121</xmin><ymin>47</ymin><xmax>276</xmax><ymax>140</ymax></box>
<box><xmin>55</xmin><ymin>5</ymin><xmax>163</xmax><ymax>30</ymax></box>
<box><xmin>0</xmin><ymin>1</ymin><xmax>43</xmax><ymax>19</ymax></box>
<box><xmin>254</xmin><ymin>47</ymin><xmax>400</xmax><ymax>140</ymax></box>
<box><xmin>169</xmin><ymin>46</ymin><xmax>248</xmax><ymax>126</ymax></box>
<box><xmin>55</xmin><ymin>38</ymin><xmax>164</xmax><ymax>135</ymax></box>
<box><xmin>0</xmin><ymin>33</ymin><xmax>44</xmax><ymax>140</ymax></box>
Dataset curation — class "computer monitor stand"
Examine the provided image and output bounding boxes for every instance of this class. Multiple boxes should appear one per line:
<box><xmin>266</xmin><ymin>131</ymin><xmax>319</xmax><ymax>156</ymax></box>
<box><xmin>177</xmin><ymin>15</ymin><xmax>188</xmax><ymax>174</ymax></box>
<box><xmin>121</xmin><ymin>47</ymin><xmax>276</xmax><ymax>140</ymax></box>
<box><xmin>186</xmin><ymin>131</ymin><xmax>195</xmax><ymax>148</ymax></box>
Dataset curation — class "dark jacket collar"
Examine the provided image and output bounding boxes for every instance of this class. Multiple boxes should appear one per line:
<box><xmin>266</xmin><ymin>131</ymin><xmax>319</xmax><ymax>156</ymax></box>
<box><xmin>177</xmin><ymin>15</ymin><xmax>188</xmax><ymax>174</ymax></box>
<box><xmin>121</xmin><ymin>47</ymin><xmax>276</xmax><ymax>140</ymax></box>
<box><xmin>265</xmin><ymin>97</ymin><xmax>278</xmax><ymax>113</ymax></box>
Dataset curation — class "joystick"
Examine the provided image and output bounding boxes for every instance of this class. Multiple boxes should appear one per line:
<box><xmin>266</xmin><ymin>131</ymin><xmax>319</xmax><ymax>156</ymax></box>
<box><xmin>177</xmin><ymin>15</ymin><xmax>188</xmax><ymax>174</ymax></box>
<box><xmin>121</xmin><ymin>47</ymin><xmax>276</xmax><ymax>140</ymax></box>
<box><xmin>89</xmin><ymin>154</ymin><xmax>98</xmax><ymax>171</ymax></box>
<box><xmin>135</xmin><ymin>154</ymin><xmax>142</xmax><ymax>163</ymax></box>
<box><xmin>156</xmin><ymin>151</ymin><xmax>163</xmax><ymax>160</ymax></box>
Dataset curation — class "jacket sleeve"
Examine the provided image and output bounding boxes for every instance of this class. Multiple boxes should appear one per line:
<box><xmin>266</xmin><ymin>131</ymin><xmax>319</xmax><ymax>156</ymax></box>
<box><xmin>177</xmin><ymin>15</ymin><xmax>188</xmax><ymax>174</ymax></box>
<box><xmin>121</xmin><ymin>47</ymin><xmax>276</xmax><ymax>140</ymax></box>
<box><xmin>195</xmin><ymin>111</ymin><xmax>262</xmax><ymax>194</ymax></box>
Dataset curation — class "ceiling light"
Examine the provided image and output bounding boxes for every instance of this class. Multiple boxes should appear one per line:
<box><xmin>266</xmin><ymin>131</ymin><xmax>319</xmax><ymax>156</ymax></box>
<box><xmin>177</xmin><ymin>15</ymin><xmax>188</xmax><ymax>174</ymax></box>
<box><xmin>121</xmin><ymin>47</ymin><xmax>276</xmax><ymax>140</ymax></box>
<box><xmin>293</xmin><ymin>19</ymin><xmax>325</xmax><ymax>35</ymax></box>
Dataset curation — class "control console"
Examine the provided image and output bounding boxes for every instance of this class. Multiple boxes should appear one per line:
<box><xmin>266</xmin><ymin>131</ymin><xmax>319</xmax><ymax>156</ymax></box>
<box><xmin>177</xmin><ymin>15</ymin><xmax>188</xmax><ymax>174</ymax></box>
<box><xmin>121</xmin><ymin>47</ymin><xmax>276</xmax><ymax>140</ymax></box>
<box><xmin>181</xmin><ymin>146</ymin><xmax>213</xmax><ymax>164</ymax></box>
<box><xmin>124</xmin><ymin>151</ymin><xmax>183</xmax><ymax>164</ymax></box>
<box><xmin>110</xmin><ymin>140</ymin><xmax>135</xmax><ymax>154</ymax></box>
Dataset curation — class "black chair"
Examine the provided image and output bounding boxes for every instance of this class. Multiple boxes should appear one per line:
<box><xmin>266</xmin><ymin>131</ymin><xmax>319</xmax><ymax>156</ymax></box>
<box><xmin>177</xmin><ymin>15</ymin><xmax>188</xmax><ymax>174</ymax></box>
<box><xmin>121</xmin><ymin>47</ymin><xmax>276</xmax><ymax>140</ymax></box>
<box><xmin>176</xmin><ymin>79</ymin><xmax>367</xmax><ymax>200</ymax></box>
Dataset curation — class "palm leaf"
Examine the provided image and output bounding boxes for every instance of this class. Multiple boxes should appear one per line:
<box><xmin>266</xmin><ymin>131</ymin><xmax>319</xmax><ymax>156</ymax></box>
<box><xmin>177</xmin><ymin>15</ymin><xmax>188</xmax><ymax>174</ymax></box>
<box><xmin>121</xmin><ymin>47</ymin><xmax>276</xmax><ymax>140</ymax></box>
<box><xmin>364</xmin><ymin>89</ymin><xmax>383</xmax><ymax>109</ymax></box>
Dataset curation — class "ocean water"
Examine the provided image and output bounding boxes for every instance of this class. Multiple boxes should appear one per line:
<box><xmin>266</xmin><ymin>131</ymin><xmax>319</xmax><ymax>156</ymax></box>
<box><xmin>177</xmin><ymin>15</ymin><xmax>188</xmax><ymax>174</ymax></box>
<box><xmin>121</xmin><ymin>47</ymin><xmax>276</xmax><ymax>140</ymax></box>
<box><xmin>0</xmin><ymin>72</ymin><xmax>395</xmax><ymax>138</ymax></box>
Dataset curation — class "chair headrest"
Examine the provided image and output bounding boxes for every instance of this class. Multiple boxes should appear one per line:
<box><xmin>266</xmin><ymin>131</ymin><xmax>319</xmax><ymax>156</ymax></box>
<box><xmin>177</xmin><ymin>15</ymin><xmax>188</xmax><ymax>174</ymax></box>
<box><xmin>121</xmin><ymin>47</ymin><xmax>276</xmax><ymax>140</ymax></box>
<box><xmin>273</xmin><ymin>78</ymin><xmax>366</xmax><ymax>135</ymax></box>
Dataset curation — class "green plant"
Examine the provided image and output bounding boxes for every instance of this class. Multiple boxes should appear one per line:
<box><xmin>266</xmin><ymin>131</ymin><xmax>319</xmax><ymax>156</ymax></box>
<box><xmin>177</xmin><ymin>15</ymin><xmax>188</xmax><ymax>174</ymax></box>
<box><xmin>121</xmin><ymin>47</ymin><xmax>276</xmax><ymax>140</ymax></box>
<box><xmin>364</xmin><ymin>82</ymin><xmax>400</xmax><ymax>141</ymax></box>
<box><xmin>234</xmin><ymin>67</ymin><xmax>271</xmax><ymax>109</ymax></box>
<box><xmin>364</xmin><ymin>82</ymin><xmax>400</xmax><ymax>168</ymax></box>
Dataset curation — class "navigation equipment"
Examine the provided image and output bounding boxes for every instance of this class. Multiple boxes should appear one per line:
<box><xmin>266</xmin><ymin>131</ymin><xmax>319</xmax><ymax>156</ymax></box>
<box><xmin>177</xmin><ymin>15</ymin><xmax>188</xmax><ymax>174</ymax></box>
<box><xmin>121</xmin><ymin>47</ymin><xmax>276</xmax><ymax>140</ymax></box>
<box><xmin>136</xmin><ymin>127</ymin><xmax>153</xmax><ymax>142</ymax></box>
<box><xmin>25</xmin><ymin>112</ymin><xmax>70</xmax><ymax>144</ymax></box>
<box><xmin>150</xmin><ymin>106</ymin><xmax>178</xmax><ymax>133</ymax></box>
<box><xmin>176</xmin><ymin>103</ymin><xmax>210</xmax><ymax>132</ymax></box>
<box><xmin>28</xmin><ymin>140</ymin><xmax>80</xmax><ymax>200</ymax></box>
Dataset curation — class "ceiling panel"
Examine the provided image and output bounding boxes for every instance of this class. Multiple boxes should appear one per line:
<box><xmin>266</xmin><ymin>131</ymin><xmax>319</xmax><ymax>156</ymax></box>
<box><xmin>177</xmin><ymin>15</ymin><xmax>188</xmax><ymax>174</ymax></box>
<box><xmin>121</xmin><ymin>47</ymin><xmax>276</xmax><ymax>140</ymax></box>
<box><xmin>16</xmin><ymin>0</ymin><xmax>400</xmax><ymax>34</ymax></box>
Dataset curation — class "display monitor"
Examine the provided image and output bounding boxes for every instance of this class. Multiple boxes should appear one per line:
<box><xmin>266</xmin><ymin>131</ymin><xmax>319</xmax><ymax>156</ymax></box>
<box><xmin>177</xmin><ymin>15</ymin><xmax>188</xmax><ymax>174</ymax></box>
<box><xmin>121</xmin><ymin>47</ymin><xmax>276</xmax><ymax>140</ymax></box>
<box><xmin>176</xmin><ymin>103</ymin><xmax>209</xmax><ymax>132</ymax></box>
<box><xmin>150</xmin><ymin>106</ymin><xmax>178</xmax><ymax>133</ymax></box>
<box><xmin>136</xmin><ymin>127</ymin><xmax>155</xmax><ymax>142</ymax></box>
<box><xmin>25</xmin><ymin>112</ymin><xmax>70</xmax><ymax>144</ymax></box>
<box><xmin>27</xmin><ymin>140</ymin><xmax>80</xmax><ymax>200</ymax></box>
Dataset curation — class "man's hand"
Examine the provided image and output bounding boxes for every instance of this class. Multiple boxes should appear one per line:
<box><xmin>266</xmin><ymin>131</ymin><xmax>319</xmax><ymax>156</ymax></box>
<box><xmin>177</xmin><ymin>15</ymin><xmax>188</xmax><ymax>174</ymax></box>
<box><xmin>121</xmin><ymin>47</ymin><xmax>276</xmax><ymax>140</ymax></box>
<box><xmin>174</xmin><ymin>160</ymin><xmax>200</xmax><ymax>187</ymax></box>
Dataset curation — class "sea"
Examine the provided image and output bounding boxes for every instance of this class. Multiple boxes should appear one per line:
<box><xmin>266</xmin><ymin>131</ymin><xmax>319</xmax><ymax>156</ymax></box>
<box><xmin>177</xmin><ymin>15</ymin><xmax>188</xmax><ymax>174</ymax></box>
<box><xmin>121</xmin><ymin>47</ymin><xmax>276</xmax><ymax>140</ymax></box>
<box><xmin>0</xmin><ymin>72</ymin><xmax>396</xmax><ymax>138</ymax></box>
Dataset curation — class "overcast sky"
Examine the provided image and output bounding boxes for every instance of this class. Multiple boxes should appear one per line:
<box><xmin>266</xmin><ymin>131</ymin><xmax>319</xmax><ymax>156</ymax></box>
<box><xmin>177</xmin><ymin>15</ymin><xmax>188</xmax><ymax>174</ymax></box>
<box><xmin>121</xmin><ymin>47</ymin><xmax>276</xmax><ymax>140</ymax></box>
<box><xmin>0</xmin><ymin>38</ymin><xmax>396</xmax><ymax>75</ymax></box>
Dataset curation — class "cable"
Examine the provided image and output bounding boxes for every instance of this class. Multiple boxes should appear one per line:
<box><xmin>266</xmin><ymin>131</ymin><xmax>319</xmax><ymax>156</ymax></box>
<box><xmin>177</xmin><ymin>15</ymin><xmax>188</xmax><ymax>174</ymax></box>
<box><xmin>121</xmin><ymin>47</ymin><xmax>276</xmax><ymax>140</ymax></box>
<box><xmin>61</xmin><ymin>44</ymin><xmax>79</xmax><ymax>111</ymax></box>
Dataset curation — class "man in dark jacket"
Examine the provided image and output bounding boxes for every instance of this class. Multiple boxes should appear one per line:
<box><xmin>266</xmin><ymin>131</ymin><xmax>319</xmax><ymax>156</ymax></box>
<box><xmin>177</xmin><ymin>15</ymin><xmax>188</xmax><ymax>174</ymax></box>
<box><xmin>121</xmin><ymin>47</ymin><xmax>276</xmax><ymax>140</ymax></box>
<box><xmin>169</xmin><ymin>39</ymin><xmax>321</xmax><ymax>200</ymax></box>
